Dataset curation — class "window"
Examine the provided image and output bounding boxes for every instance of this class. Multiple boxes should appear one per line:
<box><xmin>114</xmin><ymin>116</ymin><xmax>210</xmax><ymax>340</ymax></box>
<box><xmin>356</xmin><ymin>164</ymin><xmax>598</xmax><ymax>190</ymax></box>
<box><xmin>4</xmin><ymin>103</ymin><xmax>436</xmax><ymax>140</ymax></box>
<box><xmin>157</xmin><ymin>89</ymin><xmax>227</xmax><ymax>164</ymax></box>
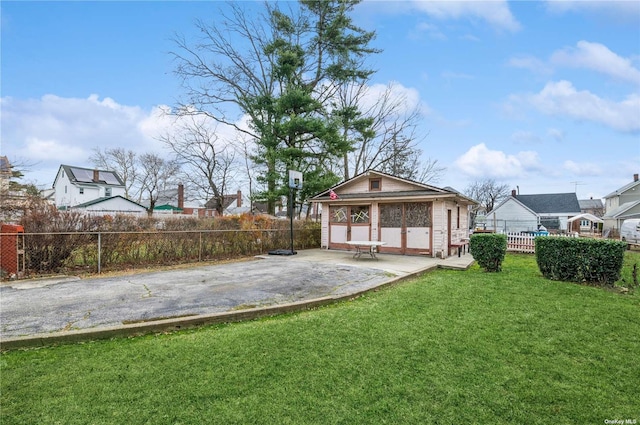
<box><xmin>330</xmin><ymin>206</ymin><xmax>348</xmax><ymax>223</ymax></box>
<box><xmin>65</xmin><ymin>185</ymin><xmax>67</xmax><ymax>194</ymax></box>
<box><xmin>457</xmin><ymin>206</ymin><xmax>461</xmax><ymax>229</ymax></box>
<box><xmin>350</xmin><ymin>206</ymin><xmax>370</xmax><ymax>224</ymax></box>
<box><xmin>105</xmin><ymin>188</ymin><xmax>112</xmax><ymax>197</ymax></box>
<box><xmin>369</xmin><ymin>178</ymin><xmax>381</xmax><ymax>191</ymax></box>
<box><xmin>79</xmin><ymin>188</ymin><xmax>84</xmax><ymax>195</ymax></box>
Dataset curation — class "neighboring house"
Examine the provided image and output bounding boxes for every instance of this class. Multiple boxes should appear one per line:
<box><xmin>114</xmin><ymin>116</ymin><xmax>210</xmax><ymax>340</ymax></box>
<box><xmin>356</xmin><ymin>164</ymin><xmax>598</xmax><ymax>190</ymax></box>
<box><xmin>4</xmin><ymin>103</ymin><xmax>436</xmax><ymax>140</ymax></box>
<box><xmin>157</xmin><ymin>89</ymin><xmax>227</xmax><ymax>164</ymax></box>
<box><xmin>575</xmin><ymin>198</ymin><xmax>604</xmax><ymax>233</ymax></box>
<box><xmin>579</xmin><ymin>198</ymin><xmax>604</xmax><ymax>217</ymax></box>
<box><xmin>71</xmin><ymin>196</ymin><xmax>147</xmax><ymax>216</ymax></box>
<box><xmin>153</xmin><ymin>184</ymin><xmax>217</xmax><ymax>218</ymax></box>
<box><xmin>205</xmin><ymin>190</ymin><xmax>263</xmax><ymax>216</ymax></box>
<box><xmin>310</xmin><ymin>170</ymin><xmax>477</xmax><ymax>258</ymax></box>
<box><xmin>52</xmin><ymin>165</ymin><xmax>125</xmax><ymax>209</ymax></box>
<box><xmin>602</xmin><ymin>174</ymin><xmax>640</xmax><ymax>234</ymax></box>
<box><xmin>485</xmin><ymin>191</ymin><xmax>581</xmax><ymax>233</ymax></box>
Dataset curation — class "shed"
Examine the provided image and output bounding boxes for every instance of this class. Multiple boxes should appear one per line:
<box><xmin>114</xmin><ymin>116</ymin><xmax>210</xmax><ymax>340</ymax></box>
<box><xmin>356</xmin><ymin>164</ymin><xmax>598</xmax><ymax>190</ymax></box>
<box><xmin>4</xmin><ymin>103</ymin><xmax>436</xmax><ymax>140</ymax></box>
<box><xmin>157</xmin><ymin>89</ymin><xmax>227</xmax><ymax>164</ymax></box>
<box><xmin>310</xmin><ymin>170</ymin><xmax>477</xmax><ymax>258</ymax></box>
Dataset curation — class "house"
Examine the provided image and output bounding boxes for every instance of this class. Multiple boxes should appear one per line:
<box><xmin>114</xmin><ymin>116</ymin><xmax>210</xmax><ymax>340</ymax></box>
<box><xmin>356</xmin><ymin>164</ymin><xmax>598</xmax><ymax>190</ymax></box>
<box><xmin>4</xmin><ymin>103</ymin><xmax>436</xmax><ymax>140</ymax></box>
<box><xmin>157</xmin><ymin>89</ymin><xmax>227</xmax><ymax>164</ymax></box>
<box><xmin>602</xmin><ymin>173</ymin><xmax>640</xmax><ymax>235</ymax></box>
<box><xmin>310</xmin><ymin>170</ymin><xmax>477</xmax><ymax>258</ymax></box>
<box><xmin>153</xmin><ymin>184</ymin><xmax>217</xmax><ymax>218</ymax></box>
<box><xmin>205</xmin><ymin>190</ymin><xmax>269</xmax><ymax>216</ymax></box>
<box><xmin>52</xmin><ymin>165</ymin><xmax>126</xmax><ymax>209</ymax></box>
<box><xmin>578</xmin><ymin>198</ymin><xmax>604</xmax><ymax>217</ymax></box>
<box><xmin>485</xmin><ymin>191</ymin><xmax>581</xmax><ymax>233</ymax></box>
<box><xmin>71</xmin><ymin>196</ymin><xmax>147</xmax><ymax>216</ymax></box>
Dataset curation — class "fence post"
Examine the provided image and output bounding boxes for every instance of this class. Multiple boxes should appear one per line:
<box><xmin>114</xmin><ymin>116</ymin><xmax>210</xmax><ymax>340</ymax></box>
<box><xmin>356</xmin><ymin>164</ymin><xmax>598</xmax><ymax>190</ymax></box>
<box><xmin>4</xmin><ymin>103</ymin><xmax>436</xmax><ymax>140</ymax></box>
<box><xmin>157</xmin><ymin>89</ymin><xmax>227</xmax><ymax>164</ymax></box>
<box><xmin>199</xmin><ymin>231</ymin><xmax>202</xmax><ymax>262</ymax></box>
<box><xmin>97</xmin><ymin>232</ymin><xmax>101</xmax><ymax>274</ymax></box>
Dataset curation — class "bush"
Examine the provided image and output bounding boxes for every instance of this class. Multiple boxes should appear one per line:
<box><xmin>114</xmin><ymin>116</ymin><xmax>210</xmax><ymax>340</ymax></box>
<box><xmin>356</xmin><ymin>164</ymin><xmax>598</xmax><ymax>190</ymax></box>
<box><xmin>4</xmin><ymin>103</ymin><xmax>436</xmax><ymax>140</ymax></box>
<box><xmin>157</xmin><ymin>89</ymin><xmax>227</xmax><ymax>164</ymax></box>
<box><xmin>469</xmin><ymin>233</ymin><xmax>507</xmax><ymax>272</ymax></box>
<box><xmin>535</xmin><ymin>237</ymin><xmax>627</xmax><ymax>286</ymax></box>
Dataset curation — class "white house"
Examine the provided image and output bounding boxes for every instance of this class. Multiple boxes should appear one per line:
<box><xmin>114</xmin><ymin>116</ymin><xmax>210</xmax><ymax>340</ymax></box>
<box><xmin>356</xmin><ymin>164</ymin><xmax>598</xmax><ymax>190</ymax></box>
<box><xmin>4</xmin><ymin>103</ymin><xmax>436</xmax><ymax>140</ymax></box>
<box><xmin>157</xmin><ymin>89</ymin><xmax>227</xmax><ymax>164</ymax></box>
<box><xmin>72</xmin><ymin>195</ymin><xmax>147</xmax><ymax>216</ymax></box>
<box><xmin>310</xmin><ymin>170</ymin><xmax>477</xmax><ymax>258</ymax></box>
<box><xmin>602</xmin><ymin>173</ymin><xmax>640</xmax><ymax>234</ymax></box>
<box><xmin>485</xmin><ymin>191</ymin><xmax>581</xmax><ymax>233</ymax></box>
<box><xmin>52</xmin><ymin>165</ymin><xmax>126</xmax><ymax>209</ymax></box>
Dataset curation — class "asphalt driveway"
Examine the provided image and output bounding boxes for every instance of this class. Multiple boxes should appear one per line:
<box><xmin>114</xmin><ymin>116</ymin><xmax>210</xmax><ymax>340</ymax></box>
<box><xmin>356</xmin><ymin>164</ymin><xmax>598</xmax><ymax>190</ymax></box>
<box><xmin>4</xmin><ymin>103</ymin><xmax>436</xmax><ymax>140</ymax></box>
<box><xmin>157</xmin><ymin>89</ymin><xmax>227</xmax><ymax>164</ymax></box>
<box><xmin>0</xmin><ymin>249</ymin><xmax>473</xmax><ymax>348</ymax></box>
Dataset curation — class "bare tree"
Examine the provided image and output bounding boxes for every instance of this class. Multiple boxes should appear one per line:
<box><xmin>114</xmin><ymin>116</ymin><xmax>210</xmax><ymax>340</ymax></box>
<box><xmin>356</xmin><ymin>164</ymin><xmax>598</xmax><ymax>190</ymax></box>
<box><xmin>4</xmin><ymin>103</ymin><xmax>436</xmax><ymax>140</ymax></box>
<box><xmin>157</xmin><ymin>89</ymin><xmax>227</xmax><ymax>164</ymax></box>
<box><xmin>89</xmin><ymin>148</ymin><xmax>139</xmax><ymax>201</ymax></box>
<box><xmin>158</xmin><ymin>115</ymin><xmax>237</xmax><ymax>216</ymax></box>
<box><xmin>335</xmin><ymin>82</ymin><xmax>444</xmax><ymax>183</ymax></box>
<box><xmin>138</xmin><ymin>153</ymin><xmax>181</xmax><ymax>216</ymax></box>
<box><xmin>465</xmin><ymin>179</ymin><xmax>510</xmax><ymax>228</ymax></box>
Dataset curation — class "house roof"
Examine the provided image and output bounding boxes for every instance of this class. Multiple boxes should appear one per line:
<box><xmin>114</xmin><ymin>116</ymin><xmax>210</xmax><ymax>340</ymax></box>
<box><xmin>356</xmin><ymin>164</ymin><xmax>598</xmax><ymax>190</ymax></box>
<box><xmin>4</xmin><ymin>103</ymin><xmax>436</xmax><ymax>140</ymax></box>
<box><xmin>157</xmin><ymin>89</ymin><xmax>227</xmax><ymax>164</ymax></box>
<box><xmin>603</xmin><ymin>178</ymin><xmax>640</xmax><ymax>199</ymax></box>
<box><xmin>205</xmin><ymin>194</ymin><xmax>240</xmax><ymax>210</ymax></box>
<box><xmin>567</xmin><ymin>213</ymin><xmax>604</xmax><ymax>223</ymax></box>
<box><xmin>0</xmin><ymin>156</ymin><xmax>11</xmax><ymax>175</ymax></box>
<box><xmin>310</xmin><ymin>170</ymin><xmax>477</xmax><ymax>204</ymax></box>
<box><xmin>70</xmin><ymin>195</ymin><xmax>146</xmax><ymax>210</ymax></box>
<box><xmin>602</xmin><ymin>200</ymin><xmax>640</xmax><ymax>219</ymax></box>
<box><xmin>579</xmin><ymin>198</ymin><xmax>604</xmax><ymax>210</ymax></box>
<box><xmin>514</xmin><ymin>193</ymin><xmax>581</xmax><ymax>214</ymax></box>
<box><xmin>59</xmin><ymin>164</ymin><xmax>125</xmax><ymax>187</ymax></box>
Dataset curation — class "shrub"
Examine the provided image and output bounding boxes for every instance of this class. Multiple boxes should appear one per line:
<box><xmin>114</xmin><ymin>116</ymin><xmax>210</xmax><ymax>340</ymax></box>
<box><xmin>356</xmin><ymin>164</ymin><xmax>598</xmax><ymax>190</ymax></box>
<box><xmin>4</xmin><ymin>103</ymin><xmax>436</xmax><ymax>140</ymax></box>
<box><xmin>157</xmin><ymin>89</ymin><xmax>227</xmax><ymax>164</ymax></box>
<box><xmin>535</xmin><ymin>237</ymin><xmax>627</xmax><ymax>286</ymax></box>
<box><xmin>469</xmin><ymin>233</ymin><xmax>507</xmax><ymax>272</ymax></box>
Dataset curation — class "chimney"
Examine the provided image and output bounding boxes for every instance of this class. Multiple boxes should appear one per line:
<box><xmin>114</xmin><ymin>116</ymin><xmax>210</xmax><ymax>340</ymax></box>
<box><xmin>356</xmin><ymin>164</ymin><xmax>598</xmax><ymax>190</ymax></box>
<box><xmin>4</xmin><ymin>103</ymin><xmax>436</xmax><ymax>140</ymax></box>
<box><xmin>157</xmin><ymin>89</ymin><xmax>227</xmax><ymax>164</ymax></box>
<box><xmin>511</xmin><ymin>189</ymin><xmax>517</xmax><ymax>197</ymax></box>
<box><xmin>634</xmin><ymin>173</ymin><xmax>639</xmax><ymax>182</ymax></box>
<box><xmin>93</xmin><ymin>169</ymin><xmax>100</xmax><ymax>182</ymax></box>
<box><xmin>178</xmin><ymin>184</ymin><xmax>184</xmax><ymax>209</ymax></box>
<box><xmin>236</xmin><ymin>190</ymin><xmax>242</xmax><ymax>208</ymax></box>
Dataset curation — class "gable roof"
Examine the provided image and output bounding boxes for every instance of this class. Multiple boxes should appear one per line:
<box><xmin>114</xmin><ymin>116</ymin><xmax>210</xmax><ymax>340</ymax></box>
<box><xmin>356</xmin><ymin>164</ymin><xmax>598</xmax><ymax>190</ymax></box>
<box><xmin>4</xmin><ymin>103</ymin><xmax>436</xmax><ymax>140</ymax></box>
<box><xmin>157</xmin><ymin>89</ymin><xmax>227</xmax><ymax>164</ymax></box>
<box><xmin>514</xmin><ymin>193</ymin><xmax>581</xmax><ymax>214</ymax></box>
<box><xmin>58</xmin><ymin>165</ymin><xmax>125</xmax><ymax>187</ymax></box>
<box><xmin>487</xmin><ymin>196</ymin><xmax>539</xmax><ymax>217</ymax></box>
<box><xmin>69</xmin><ymin>195</ymin><xmax>146</xmax><ymax>210</ymax></box>
<box><xmin>579</xmin><ymin>198</ymin><xmax>604</xmax><ymax>210</ymax></box>
<box><xmin>604</xmin><ymin>177</ymin><xmax>640</xmax><ymax>199</ymax></box>
<box><xmin>205</xmin><ymin>193</ymin><xmax>240</xmax><ymax>210</ymax></box>
<box><xmin>603</xmin><ymin>200</ymin><xmax>640</xmax><ymax>219</ymax></box>
<box><xmin>311</xmin><ymin>170</ymin><xmax>477</xmax><ymax>204</ymax></box>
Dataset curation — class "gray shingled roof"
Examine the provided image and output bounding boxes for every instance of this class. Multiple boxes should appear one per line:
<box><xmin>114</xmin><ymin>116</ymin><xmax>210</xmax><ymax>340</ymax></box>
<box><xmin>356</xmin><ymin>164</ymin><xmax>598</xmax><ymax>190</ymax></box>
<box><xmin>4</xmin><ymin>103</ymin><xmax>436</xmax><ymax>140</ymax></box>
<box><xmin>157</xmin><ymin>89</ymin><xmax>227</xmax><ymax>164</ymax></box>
<box><xmin>515</xmin><ymin>193</ymin><xmax>581</xmax><ymax>214</ymax></box>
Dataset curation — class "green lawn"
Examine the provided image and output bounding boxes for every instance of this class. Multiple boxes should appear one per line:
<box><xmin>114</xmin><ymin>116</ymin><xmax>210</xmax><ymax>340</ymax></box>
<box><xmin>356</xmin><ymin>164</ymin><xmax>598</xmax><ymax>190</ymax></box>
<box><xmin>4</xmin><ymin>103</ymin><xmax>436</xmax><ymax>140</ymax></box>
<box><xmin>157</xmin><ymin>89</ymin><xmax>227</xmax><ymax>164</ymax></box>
<box><xmin>2</xmin><ymin>254</ymin><xmax>639</xmax><ymax>424</ymax></box>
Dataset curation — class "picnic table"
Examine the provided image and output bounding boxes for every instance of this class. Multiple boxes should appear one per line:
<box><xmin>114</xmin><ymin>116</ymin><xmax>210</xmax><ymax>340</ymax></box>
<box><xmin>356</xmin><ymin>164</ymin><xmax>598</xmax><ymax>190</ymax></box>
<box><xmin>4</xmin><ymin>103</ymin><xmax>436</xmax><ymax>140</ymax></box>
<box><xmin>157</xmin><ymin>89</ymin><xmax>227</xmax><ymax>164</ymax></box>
<box><xmin>347</xmin><ymin>241</ymin><xmax>387</xmax><ymax>260</ymax></box>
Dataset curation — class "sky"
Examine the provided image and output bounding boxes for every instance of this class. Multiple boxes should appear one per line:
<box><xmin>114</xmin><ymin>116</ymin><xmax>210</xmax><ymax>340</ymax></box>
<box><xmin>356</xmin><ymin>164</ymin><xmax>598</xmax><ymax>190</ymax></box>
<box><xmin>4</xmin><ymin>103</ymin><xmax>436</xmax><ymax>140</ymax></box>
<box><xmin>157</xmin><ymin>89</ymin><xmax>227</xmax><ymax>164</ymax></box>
<box><xmin>1</xmin><ymin>0</ymin><xmax>639</xmax><ymax>202</ymax></box>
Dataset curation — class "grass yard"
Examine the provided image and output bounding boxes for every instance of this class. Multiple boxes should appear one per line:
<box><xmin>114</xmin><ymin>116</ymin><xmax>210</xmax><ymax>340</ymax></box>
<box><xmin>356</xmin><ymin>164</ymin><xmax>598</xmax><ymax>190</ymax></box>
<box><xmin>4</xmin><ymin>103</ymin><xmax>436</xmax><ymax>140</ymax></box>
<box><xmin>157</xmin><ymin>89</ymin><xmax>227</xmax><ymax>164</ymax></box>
<box><xmin>1</xmin><ymin>253</ymin><xmax>639</xmax><ymax>424</ymax></box>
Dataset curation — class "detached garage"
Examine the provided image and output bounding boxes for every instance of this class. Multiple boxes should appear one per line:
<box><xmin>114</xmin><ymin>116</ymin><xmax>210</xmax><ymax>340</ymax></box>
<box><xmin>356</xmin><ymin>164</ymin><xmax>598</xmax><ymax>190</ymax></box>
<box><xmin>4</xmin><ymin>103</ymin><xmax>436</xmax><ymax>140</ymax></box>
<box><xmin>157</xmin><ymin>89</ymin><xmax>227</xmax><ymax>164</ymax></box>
<box><xmin>310</xmin><ymin>171</ymin><xmax>477</xmax><ymax>258</ymax></box>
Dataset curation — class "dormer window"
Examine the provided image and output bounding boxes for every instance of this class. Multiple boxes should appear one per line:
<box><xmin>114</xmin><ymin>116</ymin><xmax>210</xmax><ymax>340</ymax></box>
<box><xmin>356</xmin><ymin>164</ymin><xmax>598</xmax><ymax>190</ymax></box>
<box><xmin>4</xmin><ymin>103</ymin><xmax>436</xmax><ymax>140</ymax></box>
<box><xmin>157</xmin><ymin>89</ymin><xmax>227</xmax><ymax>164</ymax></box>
<box><xmin>79</xmin><ymin>188</ymin><xmax>84</xmax><ymax>195</ymax></box>
<box><xmin>369</xmin><ymin>178</ymin><xmax>381</xmax><ymax>191</ymax></box>
<box><xmin>105</xmin><ymin>188</ymin><xmax>112</xmax><ymax>197</ymax></box>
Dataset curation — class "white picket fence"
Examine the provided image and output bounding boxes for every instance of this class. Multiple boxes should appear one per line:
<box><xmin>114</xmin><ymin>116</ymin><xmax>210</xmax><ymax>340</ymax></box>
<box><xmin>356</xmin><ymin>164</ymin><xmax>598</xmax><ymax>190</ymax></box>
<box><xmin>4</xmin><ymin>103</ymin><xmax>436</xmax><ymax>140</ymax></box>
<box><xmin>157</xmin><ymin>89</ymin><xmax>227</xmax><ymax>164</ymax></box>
<box><xmin>505</xmin><ymin>232</ymin><xmax>579</xmax><ymax>253</ymax></box>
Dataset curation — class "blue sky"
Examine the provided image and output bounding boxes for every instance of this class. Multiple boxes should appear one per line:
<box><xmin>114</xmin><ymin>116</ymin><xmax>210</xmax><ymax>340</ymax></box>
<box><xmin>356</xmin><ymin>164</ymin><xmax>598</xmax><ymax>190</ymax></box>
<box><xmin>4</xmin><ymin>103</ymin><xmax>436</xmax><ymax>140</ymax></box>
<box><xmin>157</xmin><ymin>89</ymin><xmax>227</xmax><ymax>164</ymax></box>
<box><xmin>2</xmin><ymin>0</ymin><xmax>639</xmax><ymax>201</ymax></box>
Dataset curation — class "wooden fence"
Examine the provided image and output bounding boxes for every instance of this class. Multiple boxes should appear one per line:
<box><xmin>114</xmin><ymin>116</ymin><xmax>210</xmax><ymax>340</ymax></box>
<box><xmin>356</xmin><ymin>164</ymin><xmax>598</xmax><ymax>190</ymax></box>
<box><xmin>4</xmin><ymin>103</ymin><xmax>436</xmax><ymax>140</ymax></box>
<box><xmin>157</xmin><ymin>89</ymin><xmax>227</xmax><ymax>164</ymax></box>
<box><xmin>506</xmin><ymin>232</ymin><xmax>579</xmax><ymax>254</ymax></box>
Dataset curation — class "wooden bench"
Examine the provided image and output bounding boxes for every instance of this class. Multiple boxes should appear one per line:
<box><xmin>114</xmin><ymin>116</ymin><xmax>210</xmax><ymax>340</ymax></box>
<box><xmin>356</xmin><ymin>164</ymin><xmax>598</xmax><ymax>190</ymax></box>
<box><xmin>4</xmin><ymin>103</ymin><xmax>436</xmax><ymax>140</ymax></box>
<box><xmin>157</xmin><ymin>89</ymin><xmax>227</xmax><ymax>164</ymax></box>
<box><xmin>450</xmin><ymin>240</ymin><xmax>469</xmax><ymax>257</ymax></box>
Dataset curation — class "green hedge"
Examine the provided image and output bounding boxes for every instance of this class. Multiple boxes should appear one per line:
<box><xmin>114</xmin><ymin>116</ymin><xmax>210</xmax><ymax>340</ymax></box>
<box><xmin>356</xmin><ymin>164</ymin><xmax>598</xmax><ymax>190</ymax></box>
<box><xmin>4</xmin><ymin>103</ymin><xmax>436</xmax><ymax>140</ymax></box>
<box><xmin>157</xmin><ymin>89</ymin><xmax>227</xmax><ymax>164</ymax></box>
<box><xmin>535</xmin><ymin>237</ymin><xmax>627</xmax><ymax>286</ymax></box>
<box><xmin>469</xmin><ymin>233</ymin><xmax>507</xmax><ymax>272</ymax></box>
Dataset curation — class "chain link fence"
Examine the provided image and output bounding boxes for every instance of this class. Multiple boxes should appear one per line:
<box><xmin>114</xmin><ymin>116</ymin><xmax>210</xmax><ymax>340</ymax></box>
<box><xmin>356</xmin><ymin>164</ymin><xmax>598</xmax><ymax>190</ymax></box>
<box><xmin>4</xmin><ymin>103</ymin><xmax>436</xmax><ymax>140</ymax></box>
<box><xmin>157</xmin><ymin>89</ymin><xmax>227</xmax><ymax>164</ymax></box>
<box><xmin>1</xmin><ymin>226</ymin><xmax>321</xmax><ymax>280</ymax></box>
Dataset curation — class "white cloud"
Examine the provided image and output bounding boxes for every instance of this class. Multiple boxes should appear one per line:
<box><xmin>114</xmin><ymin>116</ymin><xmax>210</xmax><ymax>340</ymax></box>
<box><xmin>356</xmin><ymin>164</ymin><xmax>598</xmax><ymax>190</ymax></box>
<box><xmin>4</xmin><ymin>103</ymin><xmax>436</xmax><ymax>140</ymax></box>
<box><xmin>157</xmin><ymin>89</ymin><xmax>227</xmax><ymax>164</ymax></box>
<box><xmin>414</xmin><ymin>22</ymin><xmax>447</xmax><ymax>40</ymax></box>
<box><xmin>410</xmin><ymin>0</ymin><xmax>521</xmax><ymax>32</ymax></box>
<box><xmin>506</xmin><ymin>81</ymin><xmax>640</xmax><ymax>133</ymax></box>
<box><xmin>563</xmin><ymin>160</ymin><xmax>603</xmax><ymax>176</ymax></box>
<box><xmin>551</xmin><ymin>41</ymin><xmax>640</xmax><ymax>85</ymax></box>
<box><xmin>524</xmin><ymin>80</ymin><xmax>640</xmax><ymax>133</ymax></box>
<box><xmin>545</xmin><ymin>0</ymin><xmax>640</xmax><ymax>21</ymax></box>
<box><xmin>454</xmin><ymin>143</ymin><xmax>542</xmax><ymax>178</ymax></box>
<box><xmin>1</xmin><ymin>95</ymin><xmax>199</xmax><ymax>185</ymax></box>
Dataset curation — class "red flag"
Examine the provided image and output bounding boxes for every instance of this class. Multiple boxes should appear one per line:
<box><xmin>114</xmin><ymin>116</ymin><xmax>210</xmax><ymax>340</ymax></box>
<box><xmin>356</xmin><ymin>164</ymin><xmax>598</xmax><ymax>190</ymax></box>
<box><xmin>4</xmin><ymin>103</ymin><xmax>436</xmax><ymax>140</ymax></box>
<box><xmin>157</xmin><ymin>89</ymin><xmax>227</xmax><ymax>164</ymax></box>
<box><xmin>329</xmin><ymin>189</ymin><xmax>339</xmax><ymax>200</ymax></box>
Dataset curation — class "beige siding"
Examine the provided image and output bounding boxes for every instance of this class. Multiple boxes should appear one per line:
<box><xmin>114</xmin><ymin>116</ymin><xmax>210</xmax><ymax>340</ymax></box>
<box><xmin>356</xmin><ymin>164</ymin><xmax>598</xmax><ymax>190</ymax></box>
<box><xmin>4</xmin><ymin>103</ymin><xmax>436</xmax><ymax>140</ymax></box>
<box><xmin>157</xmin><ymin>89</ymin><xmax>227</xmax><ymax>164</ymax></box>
<box><xmin>339</xmin><ymin>176</ymin><xmax>419</xmax><ymax>194</ymax></box>
<box><xmin>320</xmin><ymin>202</ymin><xmax>329</xmax><ymax>248</ymax></box>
